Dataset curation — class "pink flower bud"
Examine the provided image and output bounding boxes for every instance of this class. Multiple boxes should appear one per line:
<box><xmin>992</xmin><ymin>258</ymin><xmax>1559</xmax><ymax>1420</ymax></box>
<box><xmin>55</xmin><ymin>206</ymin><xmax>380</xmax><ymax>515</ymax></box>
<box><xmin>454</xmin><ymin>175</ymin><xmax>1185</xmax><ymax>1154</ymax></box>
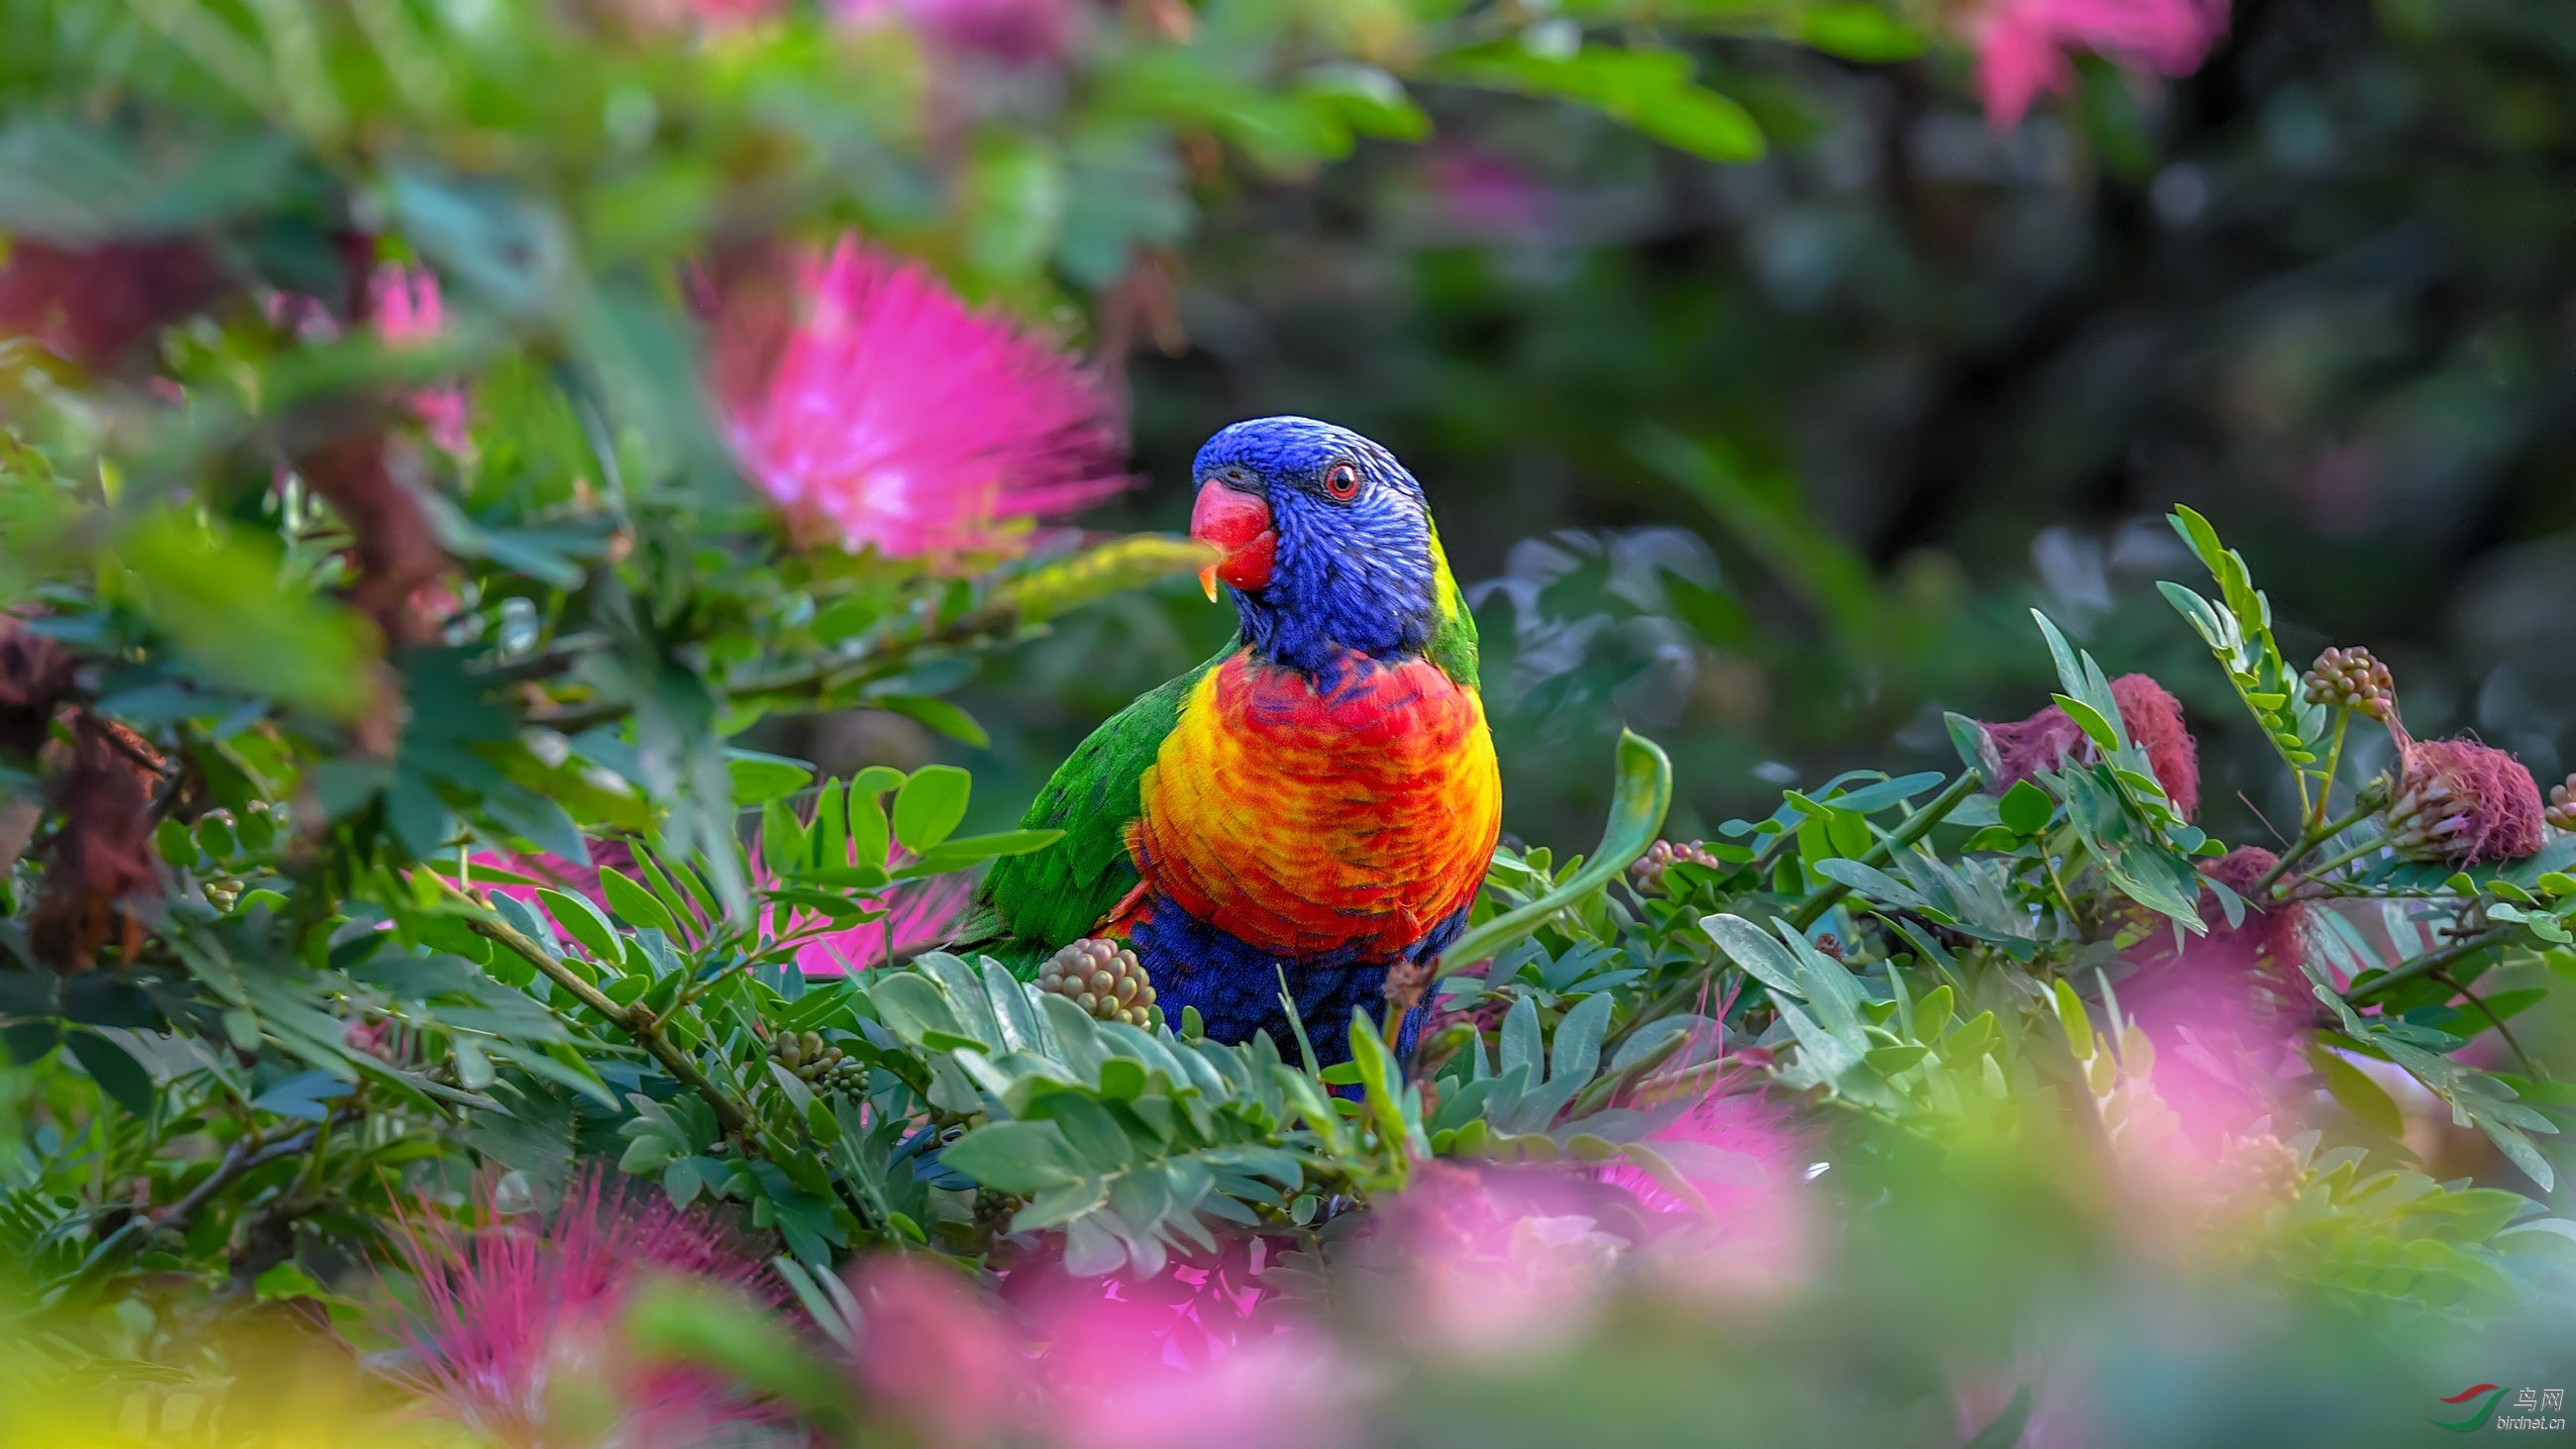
<box><xmin>1982</xmin><ymin>673</ymin><xmax>2200</xmax><ymax>820</ymax></box>
<box><xmin>2382</xmin><ymin>738</ymin><xmax>2545</xmax><ymax>866</ymax></box>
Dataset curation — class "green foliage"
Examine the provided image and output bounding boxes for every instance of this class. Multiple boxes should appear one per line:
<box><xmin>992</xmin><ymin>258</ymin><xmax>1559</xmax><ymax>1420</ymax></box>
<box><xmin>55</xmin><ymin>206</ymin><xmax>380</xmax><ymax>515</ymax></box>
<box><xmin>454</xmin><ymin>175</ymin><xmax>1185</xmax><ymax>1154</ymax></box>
<box><xmin>2</xmin><ymin>3</ymin><xmax>2573</xmax><ymax>1440</ymax></box>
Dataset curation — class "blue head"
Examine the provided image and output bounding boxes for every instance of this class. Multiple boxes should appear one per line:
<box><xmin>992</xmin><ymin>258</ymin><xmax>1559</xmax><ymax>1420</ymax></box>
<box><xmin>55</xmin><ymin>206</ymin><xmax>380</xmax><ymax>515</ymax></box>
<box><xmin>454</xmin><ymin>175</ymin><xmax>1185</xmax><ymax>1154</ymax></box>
<box><xmin>1188</xmin><ymin>416</ymin><xmax>1459</xmax><ymax>674</ymax></box>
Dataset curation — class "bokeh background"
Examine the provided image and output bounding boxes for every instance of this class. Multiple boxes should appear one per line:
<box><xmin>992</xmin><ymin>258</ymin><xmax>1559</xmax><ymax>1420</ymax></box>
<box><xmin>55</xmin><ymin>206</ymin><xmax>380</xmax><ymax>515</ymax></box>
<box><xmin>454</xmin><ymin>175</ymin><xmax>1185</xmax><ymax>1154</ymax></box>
<box><xmin>744</xmin><ymin>0</ymin><xmax>2576</xmax><ymax>860</ymax></box>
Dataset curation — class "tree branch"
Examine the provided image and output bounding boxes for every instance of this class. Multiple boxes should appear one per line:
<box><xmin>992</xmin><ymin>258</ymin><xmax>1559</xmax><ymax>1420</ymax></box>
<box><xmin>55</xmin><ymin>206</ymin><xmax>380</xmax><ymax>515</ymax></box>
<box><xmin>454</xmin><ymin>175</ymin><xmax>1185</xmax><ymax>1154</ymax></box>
<box><xmin>1788</xmin><ymin>770</ymin><xmax>1984</xmax><ymax>932</ymax></box>
<box><xmin>451</xmin><ymin>884</ymin><xmax>752</xmax><ymax>1135</ymax></box>
<box><xmin>2342</xmin><ymin>926</ymin><xmax>2514</xmax><ymax>1007</ymax></box>
<box><xmin>152</xmin><ymin>1116</ymin><xmax>338</xmax><ymax>1239</ymax></box>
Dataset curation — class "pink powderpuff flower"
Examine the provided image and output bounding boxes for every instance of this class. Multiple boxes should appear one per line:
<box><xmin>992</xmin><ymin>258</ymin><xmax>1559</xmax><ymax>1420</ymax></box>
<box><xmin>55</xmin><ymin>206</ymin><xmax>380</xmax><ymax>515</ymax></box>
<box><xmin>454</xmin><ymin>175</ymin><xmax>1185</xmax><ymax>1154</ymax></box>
<box><xmin>1361</xmin><ymin>1162</ymin><xmax>1632</xmax><ymax>1359</ymax></box>
<box><xmin>747</xmin><ymin>796</ymin><xmax>972</xmax><ymax>973</ymax></box>
<box><xmin>2382</xmin><ymin>737</ymin><xmax>2546</xmax><ymax>866</ymax></box>
<box><xmin>381</xmin><ymin>1168</ymin><xmax>775</xmax><ymax>1449</ymax></box>
<box><xmin>369</xmin><ymin>264</ymin><xmax>474</xmax><ymax>454</ymax></box>
<box><xmin>1969</xmin><ymin>0</ymin><xmax>2231</xmax><ymax>128</ymax></box>
<box><xmin>834</xmin><ymin>0</ymin><xmax>1078</xmax><ymax>66</ymax></box>
<box><xmin>2120</xmin><ymin>845</ymin><xmax>2309</xmax><ymax>1149</ymax></box>
<box><xmin>1605</xmin><ymin>1089</ymin><xmax>1814</xmax><ymax>1303</ymax></box>
<box><xmin>718</xmin><ymin>236</ymin><xmax>1130</xmax><ymax>559</ymax></box>
<box><xmin>1021</xmin><ymin>1280</ymin><xmax>1359</xmax><ymax>1449</ymax></box>
<box><xmin>762</xmin><ymin>864</ymin><xmax>973</xmax><ymax>975</ymax></box>
<box><xmin>847</xmin><ymin>1258</ymin><xmax>1028</xmax><ymax>1446</ymax></box>
<box><xmin>1981</xmin><ymin>672</ymin><xmax>2200</xmax><ymax>820</ymax></box>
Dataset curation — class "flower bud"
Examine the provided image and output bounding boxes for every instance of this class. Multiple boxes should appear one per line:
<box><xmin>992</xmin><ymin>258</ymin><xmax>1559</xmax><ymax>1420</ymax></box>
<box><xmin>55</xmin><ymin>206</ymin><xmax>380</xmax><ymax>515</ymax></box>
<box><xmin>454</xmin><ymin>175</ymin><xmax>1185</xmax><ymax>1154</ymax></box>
<box><xmin>2301</xmin><ymin>646</ymin><xmax>2397</xmax><ymax>722</ymax></box>
<box><xmin>2547</xmin><ymin>776</ymin><xmax>2576</xmax><ymax>835</ymax></box>
<box><xmin>2381</xmin><ymin>739</ymin><xmax>2545</xmax><ymax>866</ymax></box>
<box><xmin>1629</xmin><ymin>840</ymin><xmax>1720</xmax><ymax>897</ymax></box>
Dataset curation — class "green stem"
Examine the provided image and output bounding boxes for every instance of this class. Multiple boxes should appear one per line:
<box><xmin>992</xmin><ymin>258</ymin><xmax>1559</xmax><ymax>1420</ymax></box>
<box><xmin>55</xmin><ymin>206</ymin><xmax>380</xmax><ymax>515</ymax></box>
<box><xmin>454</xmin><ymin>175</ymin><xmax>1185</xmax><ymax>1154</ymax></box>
<box><xmin>2294</xmin><ymin>833</ymin><xmax>2391</xmax><ymax>888</ymax></box>
<box><xmin>527</xmin><ymin>606</ymin><xmax>1021</xmax><ymax>734</ymax></box>
<box><xmin>452</xmin><ymin>883</ymin><xmax>752</xmax><ymax>1135</ymax></box>
<box><xmin>2255</xmin><ymin>793</ymin><xmax>2383</xmax><ymax>897</ymax></box>
<box><xmin>2343</xmin><ymin>927</ymin><xmax>2514</xmax><ymax>1006</ymax></box>
<box><xmin>2308</xmin><ymin>710</ymin><xmax>2352</xmax><ymax>832</ymax></box>
<box><xmin>2435</xmin><ymin>970</ymin><xmax>2540</xmax><ymax>1079</ymax></box>
<box><xmin>1787</xmin><ymin>770</ymin><xmax>1984</xmax><ymax>932</ymax></box>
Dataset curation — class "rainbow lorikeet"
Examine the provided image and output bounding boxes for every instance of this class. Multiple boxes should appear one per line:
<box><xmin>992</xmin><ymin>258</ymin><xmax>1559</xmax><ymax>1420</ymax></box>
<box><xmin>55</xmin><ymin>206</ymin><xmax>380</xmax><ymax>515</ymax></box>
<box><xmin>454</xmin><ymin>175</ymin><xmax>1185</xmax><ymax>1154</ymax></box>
<box><xmin>952</xmin><ymin>417</ymin><xmax>1501</xmax><ymax>1066</ymax></box>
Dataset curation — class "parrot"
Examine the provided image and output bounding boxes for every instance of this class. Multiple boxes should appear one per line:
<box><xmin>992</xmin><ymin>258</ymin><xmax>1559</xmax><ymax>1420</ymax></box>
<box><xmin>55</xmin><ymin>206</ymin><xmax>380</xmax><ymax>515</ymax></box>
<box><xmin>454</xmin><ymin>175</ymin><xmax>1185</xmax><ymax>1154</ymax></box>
<box><xmin>950</xmin><ymin>416</ymin><xmax>1502</xmax><ymax>1067</ymax></box>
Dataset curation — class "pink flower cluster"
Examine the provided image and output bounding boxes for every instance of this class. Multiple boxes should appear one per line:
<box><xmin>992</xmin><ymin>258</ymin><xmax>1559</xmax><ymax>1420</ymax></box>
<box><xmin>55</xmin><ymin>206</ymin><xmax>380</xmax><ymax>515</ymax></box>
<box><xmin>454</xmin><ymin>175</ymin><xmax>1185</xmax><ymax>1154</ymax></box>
<box><xmin>382</xmin><ymin>1170</ymin><xmax>773</xmax><ymax>1448</ymax></box>
<box><xmin>370</xmin><ymin>264</ymin><xmax>474</xmax><ymax>454</ymax></box>
<box><xmin>2385</xmin><ymin>737</ymin><xmax>2546</xmax><ymax>867</ymax></box>
<box><xmin>835</xmin><ymin>0</ymin><xmax>1078</xmax><ymax>65</ymax></box>
<box><xmin>1982</xmin><ymin>672</ymin><xmax>2201</xmax><ymax>820</ymax></box>
<box><xmin>843</xmin><ymin>1257</ymin><xmax>1352</xmax><ymax>1449</ymax></box>
<box><xmin>718</xmin><ymin>237</ymin><xmax>1130</xmax><ymax>559</ymax></box>
<box><xmin>1969</xmin><ymin>0</ymin><xmax>2231</xmax><ymax>127</ymax></box>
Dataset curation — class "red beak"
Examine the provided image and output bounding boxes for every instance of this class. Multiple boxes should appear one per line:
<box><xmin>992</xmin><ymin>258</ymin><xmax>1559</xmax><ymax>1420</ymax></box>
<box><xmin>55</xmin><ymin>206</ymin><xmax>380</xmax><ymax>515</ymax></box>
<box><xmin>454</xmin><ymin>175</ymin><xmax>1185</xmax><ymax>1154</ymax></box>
<box><xmin>1190</xmin><ymin>479</ymin><xmax>1276</xmax><ymax>600</ymax></box>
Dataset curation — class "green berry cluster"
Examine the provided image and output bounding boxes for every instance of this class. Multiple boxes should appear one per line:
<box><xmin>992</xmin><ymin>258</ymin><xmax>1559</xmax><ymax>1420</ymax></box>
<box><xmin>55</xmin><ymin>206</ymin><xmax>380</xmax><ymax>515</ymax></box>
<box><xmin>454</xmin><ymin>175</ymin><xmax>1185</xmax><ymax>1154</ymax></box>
<box><xmin>1039</xmin><ymin>939</ymin><xmax>1160</xmax><ymax>1027</ymax></box>
<box><xmin>771</xmin><ymin>1030</ymin><xmax>867</xmax><ymax>1093</ymax></box>
<box><xmin>2302</xmin><ymin>646</ymin><xmax>2397</xmax><ymax>721</ymax></box>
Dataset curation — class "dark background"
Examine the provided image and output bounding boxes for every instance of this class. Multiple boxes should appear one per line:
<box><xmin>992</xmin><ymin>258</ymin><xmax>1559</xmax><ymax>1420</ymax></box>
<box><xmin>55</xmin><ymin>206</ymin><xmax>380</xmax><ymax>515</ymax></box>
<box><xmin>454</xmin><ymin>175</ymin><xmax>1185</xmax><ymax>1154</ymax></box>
<box><xmin>791</xmin><ymin>0</ymin><xmax>2576</xmax><ymax>857</ymax></box>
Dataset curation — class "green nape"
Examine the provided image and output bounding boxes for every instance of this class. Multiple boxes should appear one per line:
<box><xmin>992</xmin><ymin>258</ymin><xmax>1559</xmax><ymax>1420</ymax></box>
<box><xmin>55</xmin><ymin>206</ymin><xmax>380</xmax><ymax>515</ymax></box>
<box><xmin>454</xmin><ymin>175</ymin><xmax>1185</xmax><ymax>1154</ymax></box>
<box><xmin>1424</xmin><ymin>523</ymin><xmax>1480</xmax><ymax>689</ymax></box>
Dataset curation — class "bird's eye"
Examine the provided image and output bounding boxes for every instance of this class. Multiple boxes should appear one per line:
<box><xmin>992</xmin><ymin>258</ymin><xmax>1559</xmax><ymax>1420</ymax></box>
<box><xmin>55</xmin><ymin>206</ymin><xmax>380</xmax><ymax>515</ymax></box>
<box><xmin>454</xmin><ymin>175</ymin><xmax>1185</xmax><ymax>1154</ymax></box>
<box><xmin>1324</xmin><ymin>463</ymin><xmax>1361</xmax><ymax>500</ymax></box>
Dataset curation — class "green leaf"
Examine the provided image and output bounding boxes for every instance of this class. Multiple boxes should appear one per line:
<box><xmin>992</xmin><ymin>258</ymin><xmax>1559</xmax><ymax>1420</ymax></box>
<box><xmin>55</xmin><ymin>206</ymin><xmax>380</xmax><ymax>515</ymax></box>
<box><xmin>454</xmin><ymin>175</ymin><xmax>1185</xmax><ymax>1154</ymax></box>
<box><xmin>254</xmin><ymin>1262</ymin><xmax>328</xmax><ymax>1303</ymax></box>
<box><xmin>892</xmin><ymin>766</ymin><xmax>971</xmax><ymax>853</ymax></box>
<box><xmin>537</xmin><ymin>887</ymin><xmax>622</xmax><ymax>965</ymax></box>
<box><xmin>1997</xmin><ymin>779</ymin><xmax>2056</xmax><ymax>835</ymax></box>
<box><xmin>1299</xmin><ymin>63</ymin><xmax>1432</xmax><ymax>141</ymax></box>
<box><xmin>759</xmin><ymin>799</ymin><xmax>809</xmax><ymax>880</ymax></box>
<box><xmin>2051</xmin><ymin>979</ymin><xmax>2095</xmax><ymax>1062</ymax></box>
<box><xmin>1866</xmin><ymin>1043</ymin><xmax>1931</xmax><ymax>1075</ymax></box>
<box><xmin>118</xmin><ymin>511</ymin><xmax>375</xmax><ymax>719</ymax></box>
<box><xmin>1439</xmin><ymin>731</ymin><xmax>1671</xmax><ymax>974</ymax></box>
<box><xmin>67</xmin><ymin>1031</ymin><xmax>156</xmax><ymax>1116</ymax></box>
<box><xmin>899</xmin><ymin>828</ymin><xmax>1064</xmax><ymax>875</ymax></box>
<box><xmin>1701</xmin><ymin>913</ymin><xmax>1806</xmax><ymax>1000</ymax></box>
<box><xmin>1430</xmin><ymin>45</ymin><xmax>1763</xmax><ymax>163</ymax></box>
<box><xmin>2308</xmin><ymin>1045</ymin><xmax>2405</xmax><ymax>1138</ymax></box>
<box><xmin>599</xmin><ymin>868</ymin><xmax>680</xmax><ymax>939</ymax></box>
<box><xmin>726</xmin><ymin>750</ymin><xmax>814</xmax><ymax>806</ymax></box>
<box><xmin>1795</xmin><ymin>6</ymin><xmax>1929</xmax><ymax>61</ymax></box>
<box><xmin>941</xmin><ymin>1120</ymin><xmax>1091</xmax><ymax>1193</ymax></box>
<box><xmin>872</xmin><ymin>695</ymin><xmax>991</xmax><ymax>749</ymax></box>
<box><xmin>2051</xmin><ymin>694</ymin><xmax>2121</xmax><ymax>752</ymax></box>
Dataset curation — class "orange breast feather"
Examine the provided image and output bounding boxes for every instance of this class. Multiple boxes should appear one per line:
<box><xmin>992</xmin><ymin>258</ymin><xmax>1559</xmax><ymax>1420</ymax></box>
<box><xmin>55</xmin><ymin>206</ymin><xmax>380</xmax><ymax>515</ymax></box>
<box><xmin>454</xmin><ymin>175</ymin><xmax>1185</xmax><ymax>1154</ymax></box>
<box><xmin>1127</xmin><ymin>651</ymin><xmax>1502</xmax><ymax>962</ymax></box>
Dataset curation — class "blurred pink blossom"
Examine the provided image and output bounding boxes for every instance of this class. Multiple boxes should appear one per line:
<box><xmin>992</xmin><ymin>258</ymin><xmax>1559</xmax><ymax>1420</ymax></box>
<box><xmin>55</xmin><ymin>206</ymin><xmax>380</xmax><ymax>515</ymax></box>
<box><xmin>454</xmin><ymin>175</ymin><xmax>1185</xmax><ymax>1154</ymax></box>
<box><xmin>1609</xmin><ymin>1089</ymin><xmax>1814</xmax><ymax>1301</ymax></box>
<box><xmin>381</xmin><ymin>1168</ymin><xmax>772</xmax><ymax>1448</ymax></box>
<box><xmin>849</xmin><ymin>1258</ymin><xmax>1028</xmax><ymax>1445</ymax></box>
<box><xmin>844</xmin><ymin>1255</ymin><xmax>1350</xmax><ymax>1449</ymax></box>
<box><xmin>747</xmin><ymin>791</ymin><xmax>972</xmax><ymax>973</ymax></box>
<box><xmin>759</xmin><ymin>859</ymin><xmax>972</xmax><ymax>975</ymax></box>
<box><xmin>1423</xmin><ymin>148</ymin><xmax>1550</xmax><ymax>236</ymax></box>
<box><xmin>369</xmin><ymin>264</ymin><xmax>473</xmax><ymax>453</ymax></box>
<box><xmin>1970</xmin><ymin>0</ymin><xmax>2230</xmax><ymax>128</ymax></box>
<box><xmin>1366</xmin><ymin>1163</ymin><xmax>1631</xmax><ymax>1357</ymax></box>
<box><xmin>834</xmin><ymin>0</ymin><xmax>1078</xmax><ymax>65</ymax></box>
<box><xmin>718</xmin><ymin>236</ymin><xmax>1129</xmax><ymax>558</ymax></box>
<box><xmin>1024</xmin><ymin>1282</ymin><xmax>1357</xmax><ymax>1449</ymax></box>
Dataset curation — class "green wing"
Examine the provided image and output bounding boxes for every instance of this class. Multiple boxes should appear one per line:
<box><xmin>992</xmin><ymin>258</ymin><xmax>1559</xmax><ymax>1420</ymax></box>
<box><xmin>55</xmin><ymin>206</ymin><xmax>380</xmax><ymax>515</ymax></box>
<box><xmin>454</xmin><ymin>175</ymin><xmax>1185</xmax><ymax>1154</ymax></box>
<box><xmin>947</xmin><ymin>645</ymin><xmax>1232</xmax><ymax>970</ymax></box>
